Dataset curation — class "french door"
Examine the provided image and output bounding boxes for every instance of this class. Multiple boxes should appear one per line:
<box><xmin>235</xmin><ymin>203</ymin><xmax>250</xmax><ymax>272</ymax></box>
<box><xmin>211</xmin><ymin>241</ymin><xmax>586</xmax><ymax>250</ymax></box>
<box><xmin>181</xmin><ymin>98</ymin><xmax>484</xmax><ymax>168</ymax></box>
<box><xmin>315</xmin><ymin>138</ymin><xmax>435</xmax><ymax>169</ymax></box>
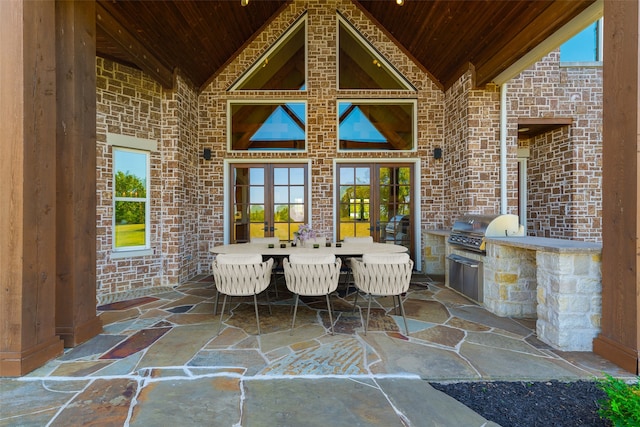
<box><xmin>230</xmin><ymin>163</ymin><xmax>308</xmax><ymax>243</ymax></box>
<box><xmin>337</xmin><ymin>163</ymin><xmax>413</xmax><ymax>254</ymax></box>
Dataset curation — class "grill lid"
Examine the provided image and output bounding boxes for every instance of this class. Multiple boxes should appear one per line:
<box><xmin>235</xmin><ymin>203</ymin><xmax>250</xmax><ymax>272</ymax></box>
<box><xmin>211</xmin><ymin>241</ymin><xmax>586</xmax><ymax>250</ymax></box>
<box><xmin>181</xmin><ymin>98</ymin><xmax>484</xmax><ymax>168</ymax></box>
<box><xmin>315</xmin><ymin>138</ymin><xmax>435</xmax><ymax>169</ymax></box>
<box><xmin>448</xmin><ymin>214</ymin><xmax>524</xmax><ymax>252</ymax></box>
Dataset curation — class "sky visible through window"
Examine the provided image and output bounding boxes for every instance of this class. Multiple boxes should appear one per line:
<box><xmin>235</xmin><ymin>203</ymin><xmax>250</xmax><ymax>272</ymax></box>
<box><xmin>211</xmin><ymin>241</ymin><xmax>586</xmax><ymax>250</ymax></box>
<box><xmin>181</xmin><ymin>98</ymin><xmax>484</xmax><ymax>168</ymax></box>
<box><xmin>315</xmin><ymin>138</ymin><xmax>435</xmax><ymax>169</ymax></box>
<box><xmin>115</xmin><ymin>150</ymin><xmax>147</xmax><ymax>182</ymax></box>
<box><xmin>560</xmin><ymin>21</ymin><xmax>599</xmax><ymax>62</ymax></box>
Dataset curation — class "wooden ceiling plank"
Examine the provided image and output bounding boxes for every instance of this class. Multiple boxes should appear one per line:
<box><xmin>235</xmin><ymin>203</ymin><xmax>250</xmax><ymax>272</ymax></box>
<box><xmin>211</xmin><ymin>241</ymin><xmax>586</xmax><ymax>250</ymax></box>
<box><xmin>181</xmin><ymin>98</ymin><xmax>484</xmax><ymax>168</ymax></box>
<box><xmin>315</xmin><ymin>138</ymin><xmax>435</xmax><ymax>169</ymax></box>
<box><xmin>473</xmin><ymin>1</ymin><xmax>595</xmax><ymax>87</ymax></box>
<box><xmin>96</xmin><ymin>3</ymin><xmax>174</xmax><ymax>89</ymax></box>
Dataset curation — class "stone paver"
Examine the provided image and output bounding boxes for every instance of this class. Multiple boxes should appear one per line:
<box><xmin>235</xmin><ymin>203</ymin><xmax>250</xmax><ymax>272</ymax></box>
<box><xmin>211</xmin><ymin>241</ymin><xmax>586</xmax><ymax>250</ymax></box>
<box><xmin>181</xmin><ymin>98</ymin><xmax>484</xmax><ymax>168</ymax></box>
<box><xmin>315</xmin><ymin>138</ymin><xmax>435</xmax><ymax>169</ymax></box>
<box><xmin>1</xmin><ymin>274</ymin><xmax>632</xmax><ymax>426</ymax></box>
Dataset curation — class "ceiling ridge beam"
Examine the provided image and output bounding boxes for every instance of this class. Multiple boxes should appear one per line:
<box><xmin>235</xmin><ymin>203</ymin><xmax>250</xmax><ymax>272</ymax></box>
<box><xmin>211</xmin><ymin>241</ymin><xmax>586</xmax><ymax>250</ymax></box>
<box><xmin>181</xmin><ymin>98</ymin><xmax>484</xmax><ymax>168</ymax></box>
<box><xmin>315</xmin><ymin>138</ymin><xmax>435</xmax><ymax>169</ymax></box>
<box><xmin>96</xmin><ymin>3</ymin><xmax>174</xmax><ymax>89</ymax></box>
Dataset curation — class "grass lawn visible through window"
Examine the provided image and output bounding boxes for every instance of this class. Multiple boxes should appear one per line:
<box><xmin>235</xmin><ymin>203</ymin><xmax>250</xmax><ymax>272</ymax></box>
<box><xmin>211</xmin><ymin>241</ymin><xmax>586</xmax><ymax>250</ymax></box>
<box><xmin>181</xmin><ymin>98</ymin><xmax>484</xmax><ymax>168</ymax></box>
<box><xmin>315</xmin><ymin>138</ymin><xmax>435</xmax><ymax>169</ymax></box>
<box><xmin>115</xmin><ymin>223</ymin><xmax>146</xmax><ymax>248</ymax></box>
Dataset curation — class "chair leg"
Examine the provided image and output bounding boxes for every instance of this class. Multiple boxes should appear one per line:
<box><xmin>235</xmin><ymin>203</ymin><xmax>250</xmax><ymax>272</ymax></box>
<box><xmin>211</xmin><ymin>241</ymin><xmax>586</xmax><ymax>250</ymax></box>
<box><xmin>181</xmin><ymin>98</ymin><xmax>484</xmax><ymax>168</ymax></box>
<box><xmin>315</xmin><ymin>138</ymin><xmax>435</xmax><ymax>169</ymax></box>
<box><xmin>398</xmin><ymin>296</ymin><xmax>409</xmax><ymax>336</ymax></box>
<box><xmin>264</xmin><ymin>289</ymin><xmax>272</xmax><ymax>315</ymax></box>
<box><xmin>271</xmin><ymin>271</ymin><xmax>279</xmax><ymax>298</ymax></box>
<box><xmin>352</xmin><ymin>291</ymin><xmax>359</xmax><ymax>313</ymax></box>
<box><xmin>365</xmin><ymin>294</ymin><xmax>372</xmax><ymax>335</ymax></box>
<box><xmin>253</xmin><ymin>294</ymin><xmax>261</xmax><ymax>335</ymax></box>
<box><xmin>217</xmin><ymin>294</ymin><xmax>228</xmax><ymax>336</ymax></box>
<box><xmin>290</xmin><ymin>294</ymin><xmax>300</xmax><ymax>335</ymax></box>
<box><xmin>325</xmin><ymin>294</ymin><xmax>334</xmax><ymax>335</ymax></box>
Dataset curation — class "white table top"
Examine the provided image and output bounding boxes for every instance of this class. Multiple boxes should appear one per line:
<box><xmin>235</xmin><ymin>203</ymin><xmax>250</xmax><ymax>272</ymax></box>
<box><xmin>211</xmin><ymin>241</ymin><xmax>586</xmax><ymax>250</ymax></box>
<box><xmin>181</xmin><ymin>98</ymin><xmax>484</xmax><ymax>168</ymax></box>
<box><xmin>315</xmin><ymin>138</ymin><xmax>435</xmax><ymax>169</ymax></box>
<box><xmin>209</xmin><ymin>242</ymin><xmax>408</xmax><ymax>256</ymax></box>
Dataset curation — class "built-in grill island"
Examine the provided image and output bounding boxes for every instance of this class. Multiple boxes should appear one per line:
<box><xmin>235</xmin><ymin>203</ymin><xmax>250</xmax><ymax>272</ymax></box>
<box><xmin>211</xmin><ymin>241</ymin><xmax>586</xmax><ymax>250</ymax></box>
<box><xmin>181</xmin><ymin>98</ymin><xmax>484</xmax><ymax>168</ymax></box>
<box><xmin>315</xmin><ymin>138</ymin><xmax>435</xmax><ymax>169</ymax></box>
<box><xmin>447</xmin><ymin>214</ymin><xmax>524</xmax><ymax>302</ymax></box>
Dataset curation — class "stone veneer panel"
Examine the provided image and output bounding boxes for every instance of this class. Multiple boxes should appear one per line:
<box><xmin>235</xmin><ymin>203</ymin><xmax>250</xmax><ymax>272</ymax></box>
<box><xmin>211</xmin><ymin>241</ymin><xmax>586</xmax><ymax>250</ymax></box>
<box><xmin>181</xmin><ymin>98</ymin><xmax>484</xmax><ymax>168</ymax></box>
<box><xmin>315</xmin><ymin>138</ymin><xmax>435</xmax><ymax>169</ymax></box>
<box><xmin>536</xmin><ymin>251</ymin><xmax>602</xmax><ymax>351</ymax></box>
<box><xmin>483</xmin><ymin>244</ymin><xmax>537</xmax><ymax>318</ymax></box>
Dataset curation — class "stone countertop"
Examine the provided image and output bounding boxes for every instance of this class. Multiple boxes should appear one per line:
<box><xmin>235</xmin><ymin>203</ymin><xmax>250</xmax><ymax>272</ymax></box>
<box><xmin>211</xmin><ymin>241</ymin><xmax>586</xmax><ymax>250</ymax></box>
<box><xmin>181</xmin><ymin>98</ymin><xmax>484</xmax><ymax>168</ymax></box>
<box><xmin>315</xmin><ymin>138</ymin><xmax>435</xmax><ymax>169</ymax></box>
<box><xmin>486</xmin><ymin>236</ymin><xmax>602</xmax><ymax>254</ymax></box>
<box><xmin>425</xmin><ymin>229</ymin><xmax>451</xmax><ymax>237</ymax></box>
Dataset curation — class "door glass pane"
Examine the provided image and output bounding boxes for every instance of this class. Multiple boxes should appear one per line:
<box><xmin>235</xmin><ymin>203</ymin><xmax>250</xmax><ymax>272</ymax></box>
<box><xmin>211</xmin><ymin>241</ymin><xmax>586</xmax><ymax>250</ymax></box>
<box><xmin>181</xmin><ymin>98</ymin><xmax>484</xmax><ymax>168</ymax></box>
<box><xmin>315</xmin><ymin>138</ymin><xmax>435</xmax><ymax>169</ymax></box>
<box><xmin>338</xmin><ymin>166</ymin><xmax>372</xmax><ymax>239</ymax></box>
<box><xmin>379</xmin><ymin>166</ymin><xmax>411</xmax><ymax>250</ymax></box>
<box><xmin>274</xmin><ymin>186</ymin><xmax>289</xmax><ymax>204</ymax></box>
<box><xmin>233</xmin><ymin>166</ymin><xmax>266</xmax><ymax>243</ymax></box>
<box><xmin>338</xmin><ymin>164</ymin><xmax>413</xmax><ymax>252</ymax></box>
<box><xmin>231</xmin><ymin>164</ymin><xmax>307</xmax><ymax>243</ymax></box>
<box><xmin>290</xmin><ymin>167</ymin><xmax>305</xmax><ymax>185</ymax></box>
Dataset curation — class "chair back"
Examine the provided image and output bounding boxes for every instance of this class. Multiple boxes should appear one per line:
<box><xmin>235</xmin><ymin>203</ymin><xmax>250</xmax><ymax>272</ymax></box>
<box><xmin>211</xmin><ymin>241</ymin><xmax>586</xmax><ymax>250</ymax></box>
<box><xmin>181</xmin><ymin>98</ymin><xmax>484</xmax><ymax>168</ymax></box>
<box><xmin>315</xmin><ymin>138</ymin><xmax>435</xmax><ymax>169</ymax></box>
<box><xmin>212</xmin><ymin>254</ymin><xmax>273</xmax><ymax>296</ymax></box>
<box><xmin>351</xmin><ymin>253</ymin><xmax>413</xmax><ymax>296</ymax></box>
<box><xmin>343</xmin><ymin>236</ymin><xmax>374</xmax><ymax>244</ymax></box>
<box><xmin>283</xmin><ymin>255</ymin><xmax>341</xmax><ymax>296</ymax></box>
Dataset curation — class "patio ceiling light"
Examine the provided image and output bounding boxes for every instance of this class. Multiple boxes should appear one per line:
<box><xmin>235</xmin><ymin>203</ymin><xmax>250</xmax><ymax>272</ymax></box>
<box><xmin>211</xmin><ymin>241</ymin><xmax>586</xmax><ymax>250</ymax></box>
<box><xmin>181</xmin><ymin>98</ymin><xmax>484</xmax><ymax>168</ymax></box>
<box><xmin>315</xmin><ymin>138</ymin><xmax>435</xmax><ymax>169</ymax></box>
<box><xmin>241</xmin><ymin>0</ymin><xmax>249</xmax><ymax>6</ymax></box>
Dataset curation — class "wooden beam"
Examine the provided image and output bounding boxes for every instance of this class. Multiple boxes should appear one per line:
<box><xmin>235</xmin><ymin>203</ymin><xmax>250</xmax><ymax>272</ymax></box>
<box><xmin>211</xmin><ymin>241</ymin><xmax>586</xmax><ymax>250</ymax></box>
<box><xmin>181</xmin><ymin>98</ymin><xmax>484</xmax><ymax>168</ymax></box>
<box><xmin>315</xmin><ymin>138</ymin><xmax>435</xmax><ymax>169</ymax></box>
<box><xmin>594</xmin><ymin>0</ymin><xmax>640</xmax><ymax>375</ymax></box>
<box><xmin>0</xmin><ymin>0</ymin><xmax>63</xmax><ymax>376</ymax></box>
<box><xmin>55</xmin><ymin>0</ymin><xmax>102</xmax><ymax>348</ymax></box>
<box><xmin>95</xmin><ymin>2</ymin><xmax>174</xmax><ymax>89</ymax></box>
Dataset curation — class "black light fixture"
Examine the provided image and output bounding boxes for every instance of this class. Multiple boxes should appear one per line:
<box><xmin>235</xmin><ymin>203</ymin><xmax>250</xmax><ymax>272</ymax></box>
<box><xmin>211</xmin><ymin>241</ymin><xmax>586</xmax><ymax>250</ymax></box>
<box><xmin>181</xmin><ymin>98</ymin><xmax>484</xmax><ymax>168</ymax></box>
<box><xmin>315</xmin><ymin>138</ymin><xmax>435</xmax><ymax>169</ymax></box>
<box><xmin>203</xmin><ymin>148</ymin><xmax>212</xmax><ymax>160</ymax></box>
<box><xmin>433</xmin><ymin>147</ymin><xmax>442</xmax><ymax>159</ymax></box>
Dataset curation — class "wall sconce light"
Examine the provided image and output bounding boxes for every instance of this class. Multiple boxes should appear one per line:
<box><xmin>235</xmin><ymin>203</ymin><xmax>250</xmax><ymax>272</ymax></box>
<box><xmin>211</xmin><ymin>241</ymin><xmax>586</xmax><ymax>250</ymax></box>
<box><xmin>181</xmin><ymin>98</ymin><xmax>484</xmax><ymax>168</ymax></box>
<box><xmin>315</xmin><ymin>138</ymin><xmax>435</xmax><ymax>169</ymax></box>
<box><xmin>203</xmin><ymin>148</ymin><xmax>212</xmax><ymax>160</ymax></box>
<box><xmin>433</xmin><ymin>147</ymin><xmax>442</xmax><ymax>159</ymax></box>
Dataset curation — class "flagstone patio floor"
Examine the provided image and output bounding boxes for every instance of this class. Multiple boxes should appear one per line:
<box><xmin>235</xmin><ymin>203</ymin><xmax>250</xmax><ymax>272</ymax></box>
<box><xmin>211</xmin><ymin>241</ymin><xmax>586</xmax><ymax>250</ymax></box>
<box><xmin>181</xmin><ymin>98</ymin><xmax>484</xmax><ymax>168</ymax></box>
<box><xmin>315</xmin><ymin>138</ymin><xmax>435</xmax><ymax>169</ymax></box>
<box><xmin>1</xmin><ymin>273</ymin><xmax>632</xmax><ymax>426</ymax></box>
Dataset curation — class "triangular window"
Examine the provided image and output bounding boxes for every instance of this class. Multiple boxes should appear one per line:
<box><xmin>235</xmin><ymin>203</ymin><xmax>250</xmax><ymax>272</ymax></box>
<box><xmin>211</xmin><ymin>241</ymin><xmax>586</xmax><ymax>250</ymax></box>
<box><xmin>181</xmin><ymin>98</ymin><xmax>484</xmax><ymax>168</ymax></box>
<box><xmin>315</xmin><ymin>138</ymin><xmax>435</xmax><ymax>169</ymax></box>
<box><xmin>338</xmin><ymin>16</ymin><xmax>413</xmax><ymax>90</ymax></box>
<box><xmin>231</xmin><ymin>15</ymin><xmax>306</xmax><ymax>91</ymax></box>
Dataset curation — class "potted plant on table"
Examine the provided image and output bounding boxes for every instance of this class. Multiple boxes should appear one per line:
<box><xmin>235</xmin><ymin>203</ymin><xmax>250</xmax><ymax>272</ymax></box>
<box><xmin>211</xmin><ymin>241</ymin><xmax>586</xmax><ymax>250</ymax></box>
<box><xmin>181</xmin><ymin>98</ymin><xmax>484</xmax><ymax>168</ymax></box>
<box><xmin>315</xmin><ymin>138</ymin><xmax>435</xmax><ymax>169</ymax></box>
<box><xmin>293</xmin><ymin>223</ymin><xmax>317</xmax><ymax>247</ymax></box>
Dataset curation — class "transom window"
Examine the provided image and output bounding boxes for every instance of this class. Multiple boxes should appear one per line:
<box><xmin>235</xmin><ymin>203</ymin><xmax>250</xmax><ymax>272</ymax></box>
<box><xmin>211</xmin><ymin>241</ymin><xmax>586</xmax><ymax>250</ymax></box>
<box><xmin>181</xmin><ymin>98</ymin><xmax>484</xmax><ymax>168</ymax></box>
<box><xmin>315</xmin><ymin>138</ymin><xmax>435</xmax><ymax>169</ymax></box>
<box><xmin>338</xmin><ymin>100</ymin><xmax>415</xmax><ymax>151</ymax></box>
<box><xmin>229</xmin><ymin>101</ymin><xmax>306</xmax><ymax>151</ymax></box>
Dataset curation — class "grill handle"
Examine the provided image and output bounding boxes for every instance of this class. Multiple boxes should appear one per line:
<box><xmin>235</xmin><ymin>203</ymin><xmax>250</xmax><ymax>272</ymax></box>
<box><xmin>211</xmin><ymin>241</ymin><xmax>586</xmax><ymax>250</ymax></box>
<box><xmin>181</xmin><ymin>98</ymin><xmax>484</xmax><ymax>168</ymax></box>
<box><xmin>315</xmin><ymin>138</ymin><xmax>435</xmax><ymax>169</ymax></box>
<box><xmin>447</xmin><ymin>254</ymin><xmax>480</xmax><ymax>268</ymax></box>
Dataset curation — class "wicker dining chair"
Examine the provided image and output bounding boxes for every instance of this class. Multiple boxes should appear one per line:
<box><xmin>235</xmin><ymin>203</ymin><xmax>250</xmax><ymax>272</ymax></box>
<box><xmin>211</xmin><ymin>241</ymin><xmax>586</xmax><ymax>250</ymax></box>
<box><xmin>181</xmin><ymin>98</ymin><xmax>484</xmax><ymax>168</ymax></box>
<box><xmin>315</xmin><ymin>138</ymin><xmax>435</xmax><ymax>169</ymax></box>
<box><xmin>283</xmin><ymin>254</ymin><xmax>342</xmax><ymax>335</ymax></box>
<box><xmin>340</xmin><ymin>236</ymin><xmax>374</xmax><ymax>289</ymax></box>
<box><xmin>350</xmin><ymin>252</ymin><xmax>414</xmax><ymax>335</ymax></box>
<box><xmin>211</xmin><ymin>253</ymin><xmax>274</xmax><ymax>335</ymax></box>
<box><xmin>250</xmin><ymin>237</ymin><xmax>284</xmax><ymax>296</ymax></box>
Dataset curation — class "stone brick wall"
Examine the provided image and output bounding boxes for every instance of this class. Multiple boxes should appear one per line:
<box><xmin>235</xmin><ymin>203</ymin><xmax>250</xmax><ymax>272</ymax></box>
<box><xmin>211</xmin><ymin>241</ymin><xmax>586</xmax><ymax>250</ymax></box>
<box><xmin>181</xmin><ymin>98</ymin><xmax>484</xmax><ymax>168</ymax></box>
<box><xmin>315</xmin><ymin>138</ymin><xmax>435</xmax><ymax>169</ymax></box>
<box><xmin>443</xmin><ymin>73</ymin><xmax>519</xmax><ymax>229</ymax></box>
<box><xmin>197</xmin><ymin>0</ymin><xmax>445</xmax><ymax>272</ymax></box>
<box><xmin>96</xmin><ymin>58</ymin><xmax>164</xmax><ymax>299</ymax></box>
<box><xmin>162</xmin><ymin>74</ymin><xmax>200</xmax><ymax>285</ymax></box>
<box><xmin>96</xmin><ymin>58</ymin><xmax>199</xmax><ymax>301</ymax></box>
<box><xmin>94</xmin><ymin>1</ymin><xmax>603</xmax><ymax>300</ymax></box>
<box><xmin>508</xmin><ymin>51</ymin><xmax>602</xmax><ymax>242</ymax></box>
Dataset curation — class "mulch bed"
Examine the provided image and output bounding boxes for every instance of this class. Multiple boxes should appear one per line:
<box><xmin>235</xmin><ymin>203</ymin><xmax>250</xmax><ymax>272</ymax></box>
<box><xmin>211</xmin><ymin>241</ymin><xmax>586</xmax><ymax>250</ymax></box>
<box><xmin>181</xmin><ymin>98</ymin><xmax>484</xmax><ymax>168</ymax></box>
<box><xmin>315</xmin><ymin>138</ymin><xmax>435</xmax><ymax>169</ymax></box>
<box><xmin>431</xmin><ymin>380</ymin><xmax>611</xmax><ymax>427</ymax></box>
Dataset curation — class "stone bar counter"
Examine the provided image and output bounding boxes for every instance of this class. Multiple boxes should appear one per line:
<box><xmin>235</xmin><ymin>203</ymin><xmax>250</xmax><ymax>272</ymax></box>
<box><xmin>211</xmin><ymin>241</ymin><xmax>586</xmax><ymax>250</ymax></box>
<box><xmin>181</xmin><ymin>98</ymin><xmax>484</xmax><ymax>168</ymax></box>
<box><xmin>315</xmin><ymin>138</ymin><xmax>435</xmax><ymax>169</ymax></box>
<box><xmin>424</xmin><ymin>231</ymin><xmax>602</xmax><ymax>352</ymax></box>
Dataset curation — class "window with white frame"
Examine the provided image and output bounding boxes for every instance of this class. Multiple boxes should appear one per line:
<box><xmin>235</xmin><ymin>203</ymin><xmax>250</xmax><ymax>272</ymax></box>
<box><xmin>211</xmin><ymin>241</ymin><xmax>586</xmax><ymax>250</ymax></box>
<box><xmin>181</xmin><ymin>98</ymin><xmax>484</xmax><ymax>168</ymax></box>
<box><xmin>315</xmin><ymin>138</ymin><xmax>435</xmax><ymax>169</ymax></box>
<box><xmin>560</xmin><ymin>18</ymin><xmax>603</xmax><ymax>63</ymax></box>
<box><xmin>228</xmin><ymin>101</ymin><xmax>307</xmax><ymax>151</ymax></box>
<box><xmin>113</xmin><ymin>147</ymin><xmax>150</xmax><ymax>250</ymax></box>
<box><xmin>338</xmin><ymin>100</ymin><xmax>415</xmax><ymax>151</ymax></box>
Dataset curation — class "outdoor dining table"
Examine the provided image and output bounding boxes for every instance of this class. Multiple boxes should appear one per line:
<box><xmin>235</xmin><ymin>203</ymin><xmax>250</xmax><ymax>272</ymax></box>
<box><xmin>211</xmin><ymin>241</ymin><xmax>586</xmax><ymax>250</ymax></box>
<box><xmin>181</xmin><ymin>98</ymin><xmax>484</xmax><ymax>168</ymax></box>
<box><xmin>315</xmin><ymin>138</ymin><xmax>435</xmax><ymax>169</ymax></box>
<box><xmin>209</xmin><ymin>241</ymin><xmax>409</xmax><ymax>256</ymax></box>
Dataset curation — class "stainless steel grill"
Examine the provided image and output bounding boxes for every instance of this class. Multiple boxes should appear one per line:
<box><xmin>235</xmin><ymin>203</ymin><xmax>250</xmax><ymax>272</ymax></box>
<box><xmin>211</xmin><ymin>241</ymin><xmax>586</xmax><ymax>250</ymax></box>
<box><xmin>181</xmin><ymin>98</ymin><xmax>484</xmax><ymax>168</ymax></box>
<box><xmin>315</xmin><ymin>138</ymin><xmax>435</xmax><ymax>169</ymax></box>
<box><xmin>448</xmin><ymin>214</ymin><xmax>524</xmax><ymax>254</ymax></box>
